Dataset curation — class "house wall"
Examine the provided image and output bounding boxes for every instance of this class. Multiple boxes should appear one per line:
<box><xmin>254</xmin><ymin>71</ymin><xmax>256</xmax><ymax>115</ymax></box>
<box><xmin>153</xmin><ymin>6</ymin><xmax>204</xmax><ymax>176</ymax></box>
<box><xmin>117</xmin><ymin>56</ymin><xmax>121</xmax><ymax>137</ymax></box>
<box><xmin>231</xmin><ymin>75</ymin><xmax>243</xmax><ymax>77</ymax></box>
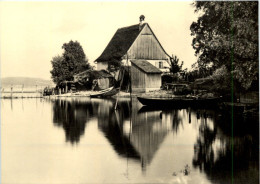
<box><xmin>148</xmin><ymin>60</ymin><xmax>170</xmax><ymax>73</ymax></box>
<box><xmin>145</xmin><ymin>73</ymin><xmax>161</xmax><ymax>92</ymax></box>
<box><xmin>122</xmin><ymin>59</ymin><xmax>170</xmax><ymax>73</ymax></box>
<box><xmin>97</xmin><ymin>62</ymin><xmax>108</xmax><ymax>70</ymax></box>
<box><xmin>131</xmin><ymin>65</ymin><xmax>146</xmax><ymax>92</ymax></box>
<box><xmin>131</xmin><ymin>65</ymin><xmax>162</xmax><ymax>93</ymax></box>
<box><xmin>127</xmin><ymin>24</ymin><xmax>169</xmax><ymax>60</ymax></box>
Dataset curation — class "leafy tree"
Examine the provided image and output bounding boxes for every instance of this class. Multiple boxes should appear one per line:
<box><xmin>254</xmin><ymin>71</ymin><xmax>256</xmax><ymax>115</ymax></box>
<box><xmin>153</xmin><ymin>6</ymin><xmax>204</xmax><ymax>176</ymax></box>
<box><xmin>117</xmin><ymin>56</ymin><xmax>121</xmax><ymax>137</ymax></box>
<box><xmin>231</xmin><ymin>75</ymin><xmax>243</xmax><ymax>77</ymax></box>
<box><xmin>50</xmin><ymin>55</ymin><xmax>65</xmax><ymax>84</ymax></box>
<box><xmin>210</xmin><ymin>65</ymin><xmax>231</xmax><ymax>93</ymax></box>
<box><xmin>190</xmin><ymin>1</ymin><xmax>258</xmax><ymax>90</ymax></box>
<box><xmin>168</xmin><ymin>54</ymin><xmax>184</xmax><ymax>74</ymax></box>
<box><xmin>50</xmin><ymin>40</ymin><xmax>91</xmax><ymax>84</ymax></box>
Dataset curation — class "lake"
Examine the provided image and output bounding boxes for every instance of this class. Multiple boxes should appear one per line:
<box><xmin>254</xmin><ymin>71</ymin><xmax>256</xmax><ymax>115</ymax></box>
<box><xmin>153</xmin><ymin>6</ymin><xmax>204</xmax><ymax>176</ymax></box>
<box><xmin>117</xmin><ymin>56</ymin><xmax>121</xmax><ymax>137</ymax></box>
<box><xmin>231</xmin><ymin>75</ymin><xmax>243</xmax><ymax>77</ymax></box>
<box><xmin>1</xmin><ymin>97</ymin><xmax>259</xmax><ymax>184</ymax></box>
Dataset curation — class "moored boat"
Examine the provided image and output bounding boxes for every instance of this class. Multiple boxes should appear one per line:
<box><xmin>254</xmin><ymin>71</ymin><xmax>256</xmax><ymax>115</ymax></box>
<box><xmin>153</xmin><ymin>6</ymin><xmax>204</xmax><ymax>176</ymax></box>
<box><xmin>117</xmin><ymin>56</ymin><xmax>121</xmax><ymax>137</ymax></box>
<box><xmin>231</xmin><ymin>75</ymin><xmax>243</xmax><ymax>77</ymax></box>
<box><xmin>137</xmin><ymin>96</ymin><xmax>221</xmax><ymax>108</ymax></box>
<box><xmin>90</xmin><ymin>87</ymin><xmax>120</xmax><ymax>98</ymax></box>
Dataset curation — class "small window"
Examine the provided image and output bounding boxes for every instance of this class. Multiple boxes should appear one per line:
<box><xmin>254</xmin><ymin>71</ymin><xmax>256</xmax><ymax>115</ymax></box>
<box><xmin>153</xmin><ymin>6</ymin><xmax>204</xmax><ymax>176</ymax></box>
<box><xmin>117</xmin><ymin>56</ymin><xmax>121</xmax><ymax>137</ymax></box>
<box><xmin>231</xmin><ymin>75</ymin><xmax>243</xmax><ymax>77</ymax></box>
<box><xmin>159</xmin><ymin>61</ymin><xmax>163</xmax><ymax>69</ymax></box>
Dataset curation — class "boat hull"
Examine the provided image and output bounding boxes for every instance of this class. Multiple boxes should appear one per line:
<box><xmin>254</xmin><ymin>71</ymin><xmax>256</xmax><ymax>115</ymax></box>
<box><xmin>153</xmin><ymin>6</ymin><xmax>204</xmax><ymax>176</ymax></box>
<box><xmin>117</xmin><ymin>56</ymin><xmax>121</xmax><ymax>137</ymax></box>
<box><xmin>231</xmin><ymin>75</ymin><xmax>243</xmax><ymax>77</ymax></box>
<box><xmin>90</xmin><ymin>87</ymin><xmax>119</xmax><ymax>98</ymax></box>
<box><xmin>137</xmin><ymin>96</ymin><xmax>220</xmax><ymax>108</ymax></box>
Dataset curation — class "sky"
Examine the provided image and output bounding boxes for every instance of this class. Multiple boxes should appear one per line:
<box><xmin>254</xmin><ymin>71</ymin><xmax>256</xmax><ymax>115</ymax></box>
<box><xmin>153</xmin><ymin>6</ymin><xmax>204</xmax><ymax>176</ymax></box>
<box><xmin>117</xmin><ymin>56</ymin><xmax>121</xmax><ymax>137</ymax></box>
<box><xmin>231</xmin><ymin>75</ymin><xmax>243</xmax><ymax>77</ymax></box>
<box><xmin>0</xmin><ymin>1</ymin><xmax>198</xmax><ymax>80</ymax></box>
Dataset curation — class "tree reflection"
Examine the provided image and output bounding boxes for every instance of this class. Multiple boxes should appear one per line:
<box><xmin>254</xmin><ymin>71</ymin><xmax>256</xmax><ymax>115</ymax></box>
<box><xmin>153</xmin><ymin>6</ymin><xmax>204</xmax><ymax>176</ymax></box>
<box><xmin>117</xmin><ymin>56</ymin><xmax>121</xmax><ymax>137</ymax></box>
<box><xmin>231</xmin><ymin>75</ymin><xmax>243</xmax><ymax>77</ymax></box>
<box><xmin>168</xmin><ymin>109</ymin><xmax>183</xmax><ymax>134</ymax></box>
<box><xmin>52</xmin><ymin>99</ymin><xmax>93</xmax><ymax>144</ymax></box>
<box><xmin>192</xmin><ymin>110</ymin><xmax>259</xmax><ymax>184</ymax></box>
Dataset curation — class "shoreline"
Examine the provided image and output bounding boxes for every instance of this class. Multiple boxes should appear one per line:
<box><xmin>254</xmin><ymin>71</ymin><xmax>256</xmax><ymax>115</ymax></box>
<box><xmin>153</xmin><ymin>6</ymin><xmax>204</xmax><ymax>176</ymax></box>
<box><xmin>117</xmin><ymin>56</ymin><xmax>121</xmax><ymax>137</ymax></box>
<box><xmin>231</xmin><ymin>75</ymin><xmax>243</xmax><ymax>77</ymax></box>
<box><xmin>0</xmin><ymin>89</ymin><xmax>175</xmax><ymax>99</ymax></box>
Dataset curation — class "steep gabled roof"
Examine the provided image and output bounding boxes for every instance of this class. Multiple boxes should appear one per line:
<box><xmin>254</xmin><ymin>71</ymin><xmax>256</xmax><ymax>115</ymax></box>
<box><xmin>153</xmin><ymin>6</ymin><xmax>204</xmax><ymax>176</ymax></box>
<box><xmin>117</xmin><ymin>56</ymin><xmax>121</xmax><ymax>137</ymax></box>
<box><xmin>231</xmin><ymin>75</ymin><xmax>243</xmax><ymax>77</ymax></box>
<box><xmin>131</xmin><ymin>60</ymin><xmax>162</xmax><ymax>74</ymax></box>
<box><xmin>95</xmin><ymin>23</ymin><xmax>146</xmax><ymax>63</ymax></box>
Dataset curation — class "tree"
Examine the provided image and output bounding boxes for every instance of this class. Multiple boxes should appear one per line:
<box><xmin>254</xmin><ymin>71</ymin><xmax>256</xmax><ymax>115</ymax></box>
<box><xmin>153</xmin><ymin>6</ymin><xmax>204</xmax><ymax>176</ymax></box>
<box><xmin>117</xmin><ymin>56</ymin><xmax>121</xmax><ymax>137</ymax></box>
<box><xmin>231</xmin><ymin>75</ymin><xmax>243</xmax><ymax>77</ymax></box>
<box><xmin>50</xmin><ymin>40</ymin><xmax>91</xmax><ymax>84</ymax></box>
<box><xmin>50</xmin><ymin>55</ymin><xmax>65</xmax><ymax>84</ymax></box>
<box><xmin>190</xmin><ymin>1</ymin><xmax>258</xmax><ymax>90</ymax></box>
<box><xmin>168</xmin><ymin>55</ymin><xmax>184</xmax><ymax>74</ymax></box>
<box><xmin>210</xmin><ymin>65</ymin><xmax>231</xmax><ymax>93</ymax></box>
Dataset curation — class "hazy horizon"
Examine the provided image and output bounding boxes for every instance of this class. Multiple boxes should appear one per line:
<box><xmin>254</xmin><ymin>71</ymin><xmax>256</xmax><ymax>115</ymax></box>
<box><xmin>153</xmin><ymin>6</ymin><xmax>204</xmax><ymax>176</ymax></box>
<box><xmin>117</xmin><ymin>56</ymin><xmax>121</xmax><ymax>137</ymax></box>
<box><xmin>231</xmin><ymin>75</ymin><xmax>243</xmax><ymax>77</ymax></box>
<box><xmin>0</xmin><ymin>1</ymin><xmax>198</xmax><ymax>80</ymax></box>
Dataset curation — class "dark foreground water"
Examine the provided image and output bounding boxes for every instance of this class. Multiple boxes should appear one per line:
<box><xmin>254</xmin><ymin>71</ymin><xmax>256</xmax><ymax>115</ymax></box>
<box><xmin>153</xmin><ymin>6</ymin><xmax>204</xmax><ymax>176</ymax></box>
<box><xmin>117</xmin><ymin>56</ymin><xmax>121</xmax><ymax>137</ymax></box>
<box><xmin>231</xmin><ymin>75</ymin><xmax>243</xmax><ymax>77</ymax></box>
<box><xmin>1</xmin><ymin>98</ymin><xmax>259</xmax><ymax>184</ymax></box>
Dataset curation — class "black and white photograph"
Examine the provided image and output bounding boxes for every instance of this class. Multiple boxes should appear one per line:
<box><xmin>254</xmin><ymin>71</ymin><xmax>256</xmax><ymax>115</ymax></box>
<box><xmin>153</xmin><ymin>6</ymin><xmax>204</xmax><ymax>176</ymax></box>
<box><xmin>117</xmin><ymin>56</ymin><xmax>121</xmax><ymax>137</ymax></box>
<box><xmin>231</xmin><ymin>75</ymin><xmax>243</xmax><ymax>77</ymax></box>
<box><xmin>0</xmin><ymin>1</ymin><xmax>259</xmax><ymax>184</ymax></box>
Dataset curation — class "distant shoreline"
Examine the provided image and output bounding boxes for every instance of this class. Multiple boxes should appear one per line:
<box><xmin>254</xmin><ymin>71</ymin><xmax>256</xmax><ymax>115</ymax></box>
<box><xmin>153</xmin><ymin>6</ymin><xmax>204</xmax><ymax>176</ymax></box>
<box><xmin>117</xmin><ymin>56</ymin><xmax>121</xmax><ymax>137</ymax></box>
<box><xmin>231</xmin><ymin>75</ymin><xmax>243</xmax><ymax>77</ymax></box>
<box><xmin>1</xmin><ymin>91</ymin><xmax>42</xmax><ymax>93</ymax></box>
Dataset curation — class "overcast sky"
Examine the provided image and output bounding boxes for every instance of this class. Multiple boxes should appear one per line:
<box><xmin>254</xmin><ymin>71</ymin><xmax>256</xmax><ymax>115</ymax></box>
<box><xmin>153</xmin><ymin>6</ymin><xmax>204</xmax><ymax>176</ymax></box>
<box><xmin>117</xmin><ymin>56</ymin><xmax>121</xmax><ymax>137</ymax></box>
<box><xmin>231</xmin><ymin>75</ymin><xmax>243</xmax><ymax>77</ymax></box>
<box><xmin>0</xmin><ymin>1</ymin><xmax>198</xmax><ymax>80</ymax></box>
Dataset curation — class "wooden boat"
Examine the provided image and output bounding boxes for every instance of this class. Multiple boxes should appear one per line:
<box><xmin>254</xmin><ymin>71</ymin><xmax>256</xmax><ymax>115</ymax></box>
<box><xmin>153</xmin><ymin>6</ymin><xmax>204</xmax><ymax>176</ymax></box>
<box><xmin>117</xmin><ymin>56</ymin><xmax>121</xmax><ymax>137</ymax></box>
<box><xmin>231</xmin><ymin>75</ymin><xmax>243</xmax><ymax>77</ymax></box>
<box><xmin>137</xmin><ymin>96</ymin><xmax>220</xmax><ymax>108</ymax></box>
<box><xmin>90</xmin><ymin>87</ymin><xmax>120</xmax><ymax>98</ymax></box>
<box><xmin>137</xmin><ymin>96</ymin><xmax>192</xmax><ymax>107</ymax></box>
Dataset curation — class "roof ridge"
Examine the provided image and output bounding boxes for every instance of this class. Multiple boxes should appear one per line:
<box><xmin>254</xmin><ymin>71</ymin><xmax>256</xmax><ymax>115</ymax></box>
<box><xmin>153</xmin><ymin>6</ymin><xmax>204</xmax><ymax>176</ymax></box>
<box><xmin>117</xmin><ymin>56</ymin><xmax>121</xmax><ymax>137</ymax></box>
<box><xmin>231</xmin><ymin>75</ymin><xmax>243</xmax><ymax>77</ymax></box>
<box><xmin>118</xmin><ymin>23</ymin><xmax>147</xmax><ymax>31</ymax></box>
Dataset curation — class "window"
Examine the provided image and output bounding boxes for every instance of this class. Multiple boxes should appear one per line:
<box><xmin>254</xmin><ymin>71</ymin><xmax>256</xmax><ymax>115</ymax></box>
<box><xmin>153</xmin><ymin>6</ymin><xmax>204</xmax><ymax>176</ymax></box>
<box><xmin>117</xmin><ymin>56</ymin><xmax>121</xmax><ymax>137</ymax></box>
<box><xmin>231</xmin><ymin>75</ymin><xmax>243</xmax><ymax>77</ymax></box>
<box><xmin>159</xmin><ymin>61</ymin><xmax>163</xmax><ymax>69</ymax></box>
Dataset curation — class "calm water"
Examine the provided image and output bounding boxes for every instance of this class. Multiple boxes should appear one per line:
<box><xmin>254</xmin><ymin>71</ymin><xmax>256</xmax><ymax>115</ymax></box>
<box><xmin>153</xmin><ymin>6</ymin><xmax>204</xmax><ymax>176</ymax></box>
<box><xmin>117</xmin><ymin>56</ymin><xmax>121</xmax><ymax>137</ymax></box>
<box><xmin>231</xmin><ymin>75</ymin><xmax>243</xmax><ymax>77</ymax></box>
<box><xmin>1</xmin><ymin>97</ymin><xmax>259</xmax><ymax>184</ymax></box>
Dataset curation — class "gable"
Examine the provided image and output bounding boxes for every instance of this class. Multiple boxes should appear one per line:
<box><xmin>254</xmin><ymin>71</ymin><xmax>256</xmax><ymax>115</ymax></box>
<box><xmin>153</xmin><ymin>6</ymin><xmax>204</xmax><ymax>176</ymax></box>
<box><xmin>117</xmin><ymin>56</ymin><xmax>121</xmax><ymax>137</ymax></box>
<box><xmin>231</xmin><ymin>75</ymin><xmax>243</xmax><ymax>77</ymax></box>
<box><xmin>141</xmin><ymin>25</ymin><xmax>153</xmax><ymax>34</ymax></box>
<box><xmin>127</xmin><ymin>24</ymin><xmax>169</xmax><ymax>60</ymax></box>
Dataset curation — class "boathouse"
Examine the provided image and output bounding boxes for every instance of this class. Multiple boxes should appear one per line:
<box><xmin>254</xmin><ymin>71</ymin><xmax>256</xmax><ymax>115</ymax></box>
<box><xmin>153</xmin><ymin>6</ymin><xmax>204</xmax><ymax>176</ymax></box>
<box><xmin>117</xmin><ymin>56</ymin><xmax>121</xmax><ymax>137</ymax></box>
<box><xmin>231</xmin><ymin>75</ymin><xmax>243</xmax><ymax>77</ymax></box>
<box><xmin>131</xmin><ymin>60</ymin><xmax>162</xmax><ymax>92</ymax></box>
<box><xmin>95</xmin><ymin>15</ymin><xmax>171</xmax><ymax>73</ymax></box>
<box><xmin>73</xmin><ymin>70</ymin><xmax>114</xmax><ymax>90</ymax></box>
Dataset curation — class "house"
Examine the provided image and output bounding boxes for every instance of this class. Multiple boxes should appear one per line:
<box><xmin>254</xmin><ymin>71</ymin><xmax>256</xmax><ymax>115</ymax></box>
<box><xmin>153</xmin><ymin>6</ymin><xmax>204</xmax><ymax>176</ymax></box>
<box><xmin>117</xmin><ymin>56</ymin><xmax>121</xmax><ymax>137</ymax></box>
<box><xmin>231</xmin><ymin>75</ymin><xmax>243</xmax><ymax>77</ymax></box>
<box><xmin>95</xmin><ymin>15</ymin><xmax>171</xmax><ymax>73</ymax></box>
<box><xmin>131</xmin><ymin>60</ymin><xmax>162</xmax><ymax>92</ymax></box>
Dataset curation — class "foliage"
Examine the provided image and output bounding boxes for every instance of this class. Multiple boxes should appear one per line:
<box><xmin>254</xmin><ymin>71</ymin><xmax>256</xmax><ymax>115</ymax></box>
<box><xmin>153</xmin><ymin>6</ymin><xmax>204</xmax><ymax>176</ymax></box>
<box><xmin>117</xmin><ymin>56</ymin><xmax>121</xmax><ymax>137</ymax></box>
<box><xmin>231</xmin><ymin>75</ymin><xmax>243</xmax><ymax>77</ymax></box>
<box><xmin>186</xmin><ymin>63</ymin><xmax>213</xmax><ymax>82</ymax></box>
<box><xmin>167</xmin><ymin>55</ymin><xmax>184</xmax><ymax>74</ymax></box>
<box><xmin>107</xmin><ymin>59</ymin><xmax>122</xmax><ymax>73</ymax></box>
<box><xmin>62</xmin><ymin>40</ymin><xmax>91</xmax><ymax>74</ymax></box>
<box><xmin>190</xmin><ymin>1</ymin><xmax>258</xmax><ymax>90</ymax></box>
<box><xmin>50</xmin><ymin>40</ymin><xmax>91</xmax><ymax>84</ymax></box>
<box><xmin>209</xmin><ymin>65</ymin><xmax>231</xmax><ymax>93</ymax></box>
<box><xmin>50</xmin><ymin>55</ymin><xmax>65</xmax><ymax>84</ymax></box>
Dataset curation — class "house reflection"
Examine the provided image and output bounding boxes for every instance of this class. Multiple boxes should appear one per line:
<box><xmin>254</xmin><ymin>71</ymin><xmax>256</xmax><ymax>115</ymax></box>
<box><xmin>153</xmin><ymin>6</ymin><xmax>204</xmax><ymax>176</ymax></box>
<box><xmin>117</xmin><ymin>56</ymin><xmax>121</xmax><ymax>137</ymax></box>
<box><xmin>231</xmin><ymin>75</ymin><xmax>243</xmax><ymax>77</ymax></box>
<box><xmin>130</xmin><ymin>109</ymin><xmax>169</xmax><ymax>170</ymax></box>
<box><xmin>96</xmin><ymin>98</ymin><xmax>140</xmax><ymax>160</ymax></box>
<box><xmin>52</xmin><ymin>99</ymin><xmax>93</xmax><ymax>144</ymax></box>
<box><xmin>97</xmin><ymin>98</ymin><xmax>175</xmax><ymax>171</ymax></box>
<box><xmin>192</xmin><ymin>110</ymin><xmax>259</xmax><ymax>184</ymax></box>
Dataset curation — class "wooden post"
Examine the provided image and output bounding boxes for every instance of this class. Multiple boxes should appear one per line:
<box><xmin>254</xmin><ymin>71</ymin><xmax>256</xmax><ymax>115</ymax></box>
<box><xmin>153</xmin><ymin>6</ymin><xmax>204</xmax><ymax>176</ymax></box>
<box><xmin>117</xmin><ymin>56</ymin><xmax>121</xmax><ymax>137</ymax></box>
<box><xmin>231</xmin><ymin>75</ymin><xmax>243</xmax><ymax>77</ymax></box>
<box><xmin>65</xmin><ymin>82</ymin><xmax>68</xmax><ymax>93</ymax></box>
<box><xmin>11</xmin><ymin>98</ymin><xmax>13</xmax><ymax>110</ymax></box>
<box><xmin>36</xmin><ymin>85</ymin><xmax>38</xmax><ymax>92</ymax></box>
<box><xmin>188</xmin><ymin>107</ymin><xmax>191</xmax><ymax>123</ymax></box>
<box><xmin>11</xmin><ymin>85</ymin><xmax>13</xmax><ymax>98</ymax></box>
<box><xmin>22</xmin><ymin>84</ymin><xmax>24</xmax><ymax>97</ymax></box>
<box><xmin>115</xmin><ymin>67</ymin><xmax>125</xmax><ymax>110</ymax></box>
<box><xmin>42</xmin><ymin>87</ymin><xmax>44</xmax><ymax>97</ymax></box>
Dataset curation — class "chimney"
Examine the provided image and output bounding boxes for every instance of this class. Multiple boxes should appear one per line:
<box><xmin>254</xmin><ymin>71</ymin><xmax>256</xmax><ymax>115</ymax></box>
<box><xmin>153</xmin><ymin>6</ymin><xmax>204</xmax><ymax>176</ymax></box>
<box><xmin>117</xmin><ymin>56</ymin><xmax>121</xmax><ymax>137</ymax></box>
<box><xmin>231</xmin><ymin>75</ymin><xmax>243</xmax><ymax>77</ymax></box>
<box><xmin>139</xmin><ymin>15</ymin><xmax>145</xmax><ymax>30</ymax></box>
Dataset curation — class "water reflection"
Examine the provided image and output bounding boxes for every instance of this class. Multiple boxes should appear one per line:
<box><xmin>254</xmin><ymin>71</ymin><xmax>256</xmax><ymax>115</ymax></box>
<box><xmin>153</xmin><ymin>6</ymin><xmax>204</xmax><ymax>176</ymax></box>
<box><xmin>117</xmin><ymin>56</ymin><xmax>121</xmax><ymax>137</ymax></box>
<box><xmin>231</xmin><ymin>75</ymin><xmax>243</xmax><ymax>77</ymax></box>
<box><xmin>51</xmin><ymin>98</ymin><xmax>171</xmax><ymax>169</ymax></box>
<box><xmin>96</xmin><ymin>99</ymin><xmax>140</xmax><ymax>160</ymax></box>
<box><xmin>97</xmin><ymin>98</ymin><xmax>169</xmax><ymax>170</ymax></box>
<box><xmin>192</xmin><ymin>110</ymin><xmax>259</xmax><ymax>184</ymax></box>
<box><xmin>131</xmin><ymin>106</ymin><xmax>168</xmax><ymax>170</ymax></box>
<box><xmin>52</xmin><ymin>99</ymin><xmax>93</xmax><ymax>143</ymax></box>
<box><xmin>49</xmin><ymin>97</ymin><xmax>258</xmax><ymax>183</ymax></box>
